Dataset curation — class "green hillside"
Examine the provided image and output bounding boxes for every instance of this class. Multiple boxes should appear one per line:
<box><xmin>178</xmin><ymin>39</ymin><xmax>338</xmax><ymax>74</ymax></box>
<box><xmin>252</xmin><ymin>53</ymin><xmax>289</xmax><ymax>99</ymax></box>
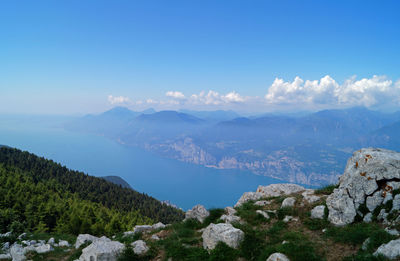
<box><xmin>0</xmin><ymin>147</ymin><xmax>184</xmax><ymax>236</ymax></box>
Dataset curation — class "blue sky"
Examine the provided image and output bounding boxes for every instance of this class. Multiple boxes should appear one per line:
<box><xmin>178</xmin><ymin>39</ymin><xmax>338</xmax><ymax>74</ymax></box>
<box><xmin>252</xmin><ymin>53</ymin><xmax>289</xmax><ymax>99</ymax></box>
<box><xmin>1</xmin><ymin>0</ymin><xmax>400</xmax><ymax>114</ymax></box>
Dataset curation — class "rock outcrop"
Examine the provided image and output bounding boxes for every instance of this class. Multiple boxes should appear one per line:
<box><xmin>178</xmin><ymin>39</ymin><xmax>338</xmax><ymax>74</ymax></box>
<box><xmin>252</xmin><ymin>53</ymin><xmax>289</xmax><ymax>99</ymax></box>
<box><xmin>202</xmin><ymin>223</ymin><xmax>244</xmax><ymax>250</ymax></box>
<box><xmin>327</xmin><ymin>148</ymin><xmax>400</xmax><ymax>226</ymax></box>
<box><xmin>185</xmin><ymin>204</ymin><xmax>210</xmax><ymax>223</ymax></box>
<box><xmin>235</xmin><ymin>184</ymin><xmax>305</xmax><ymax>207</ymax></box>
<box><xmin>311</xmin><ymin>205</ymin><xmax>326</xmax><ymax>219</ymax></box>
<box><xmin>78</xmin><ymin>237</ymin><xmax>125</xmax><ymax>261</ymax></box>
<box><xmin>266</xmin><ymin>252</ymin><xmax>290</xmax><ymax>261</ymax></box>
<box><xmin>131</xmin><ymin>240</ymin><xmax>149</xmax><ymax>255</ymax></box>
<box><xmin>374</xmin><ymin>238</ymin><xmax>400</xmax><ymax>259</ymax></box>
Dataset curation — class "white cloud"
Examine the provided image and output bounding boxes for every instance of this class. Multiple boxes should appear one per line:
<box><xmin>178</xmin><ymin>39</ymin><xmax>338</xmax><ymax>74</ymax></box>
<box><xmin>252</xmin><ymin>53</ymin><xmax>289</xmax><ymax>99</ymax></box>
<box><xmin>166</xmin><ymin>91</ymin><xmax>186</xmax><ymax>100</ymax></box>
<box><xmin>265</xmin><ymin>75</ymin><xmax>400</xmax><ymax>108</ymax></box>
<box><xmin>108</xmin><ymin>95</ymin><xmax>132</xmax><ymax>105</ymax></box>
<box><xmin>189</xmin><ymin>90</ymin><xmax>246</xmax><ymax>105</ymax></box>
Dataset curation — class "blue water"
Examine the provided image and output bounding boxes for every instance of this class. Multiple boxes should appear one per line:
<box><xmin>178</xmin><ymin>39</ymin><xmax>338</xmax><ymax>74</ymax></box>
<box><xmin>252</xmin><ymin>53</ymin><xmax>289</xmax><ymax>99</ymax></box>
<box><xmin>0</xmin><ymin>116</ymin><xmax>282</xmax><ymax>210</ymax></box>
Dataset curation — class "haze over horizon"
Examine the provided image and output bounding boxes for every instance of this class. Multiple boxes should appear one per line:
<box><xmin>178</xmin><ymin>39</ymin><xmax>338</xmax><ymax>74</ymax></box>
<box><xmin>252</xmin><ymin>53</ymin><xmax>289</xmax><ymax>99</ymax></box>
<box><xmin>1</xmin><ymin>0</ymin><xmax>400</xmax><ymax>115</ymax></box>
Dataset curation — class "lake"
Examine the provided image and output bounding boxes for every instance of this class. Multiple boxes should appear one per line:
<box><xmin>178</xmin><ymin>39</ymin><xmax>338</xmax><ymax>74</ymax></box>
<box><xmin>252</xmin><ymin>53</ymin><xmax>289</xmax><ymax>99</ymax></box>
<box><xmin>0</xmin><ymin>115</ymin><xmax>284</xmax><ymax>210</ymax></box>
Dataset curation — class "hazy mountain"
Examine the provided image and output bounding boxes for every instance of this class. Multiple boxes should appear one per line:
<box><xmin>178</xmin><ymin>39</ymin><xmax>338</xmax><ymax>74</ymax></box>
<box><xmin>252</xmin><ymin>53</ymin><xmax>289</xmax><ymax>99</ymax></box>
<box><xmin>65</xmin><ymin>107</ymin><xmax>400</xmax><ymax>186</ymax></box>
<box><xmin>179</xmin><ymin>109</ymin><xmax>240</xmax><ymax>122</ymax></box>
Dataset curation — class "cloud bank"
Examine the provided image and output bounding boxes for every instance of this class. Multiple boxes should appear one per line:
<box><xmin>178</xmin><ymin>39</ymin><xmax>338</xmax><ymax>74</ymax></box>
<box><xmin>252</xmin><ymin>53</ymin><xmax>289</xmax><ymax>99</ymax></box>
<box><xmin>108</xmin><ymin>75</ymin><xmax>400</xmax><ymax>111</ymax></box>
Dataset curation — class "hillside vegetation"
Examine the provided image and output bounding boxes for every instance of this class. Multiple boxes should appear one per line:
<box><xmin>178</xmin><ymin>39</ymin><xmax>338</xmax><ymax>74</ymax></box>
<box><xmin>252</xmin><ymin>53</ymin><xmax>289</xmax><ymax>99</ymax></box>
<box><xmin>0</xmin><ymin>147</ymin><xmax>184</xmax><ymax>236</ymax></box>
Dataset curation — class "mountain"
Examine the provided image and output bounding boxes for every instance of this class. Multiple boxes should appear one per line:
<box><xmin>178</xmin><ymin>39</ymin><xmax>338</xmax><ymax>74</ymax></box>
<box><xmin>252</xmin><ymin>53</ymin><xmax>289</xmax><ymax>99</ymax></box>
<box><xmin>65</xmin><ymin>107</ymin><xmax>400</xmax><ymax>186</ymax></box>
<box><xmin>102</xmin><ymin>175</ymin><xmax>132</xmax><ymax>189</ymax></box>
<box><xmin>179</xmin><ymin>109</ymin><xmax>240</xmax><ymax>122</ymax></box>
<box><xmin>0</xmin><ymin>147</ymin><xmax>184</xmax><ymax>235</ymax></box>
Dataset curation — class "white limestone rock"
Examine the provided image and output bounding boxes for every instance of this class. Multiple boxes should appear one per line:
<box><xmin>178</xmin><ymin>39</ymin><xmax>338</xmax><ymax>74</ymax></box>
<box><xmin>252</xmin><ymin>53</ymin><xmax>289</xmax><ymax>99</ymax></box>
<box><xmin>0</xmin><ymin>253</ymin><xmax>11</xmax><ymax>260</ymax></box>
<box><xmin>392</xmin><ymin>194</ymin><xmax>400</xmax><ymax>211</ymax></box>
<box><xmin>266</xmin><ymin>252</ymin><xmax>290</xmax><ymax>261</ymax></box>
<box><xmin>281</xmin><ymin>197</ymin><xmax>296</xmax><ymax>208</ymax></box>
<box><xmin>363</xmin><ymin>213</ymin><xmax>373</xmax><ymax>223</ymax></box>
<box><xmin>75</xmin><ymin>234</ymin><xmax>99</xmax><ymax>249</ymax></box>
<box><xmin>256</xmin><ymin>210</ymin><xmax>270</xmax><ymax>219</ymax></box>
<box><xmin>10</xmin><ymin>244</ymin><xmax>26</xmax><ymax>261</ymax></box>
<box><xmin>185</xmin><ymin>205</ymin><xmax>210</xmax><ymax>223</ymax></box>
<box><xmin>78</xmin><ymin>237</ymin><xmax>125</xmax><ymax>261</ymax></box>
<box><xmin>302</xmin><ymin>190</ymin><xmax>321</xmax><ymax>204</ymax></box>
<box><xmin>283</xmin><ymin>216</ymin><xmax>298</xmax><ymax>223</ymax></box>
<box><xmin>131</xmin><ymin>240</ymin><xmax>149</xmax><ymax>255</ymax></box>
<box><xmin>35</xmin><ymin>244</ymin><xmax>53</xmax><ymax>254</ymax></box>
<box><xmin>327</xmin><ymin>148</ymin><xmax>400</xmax><ymax>226</ymax></box>
<box><xmin>311</xmin><ymin>205</ymin><xmax>326</xmax><ymax>219</ymax></box>
<box><xmin>366</xmin><ymin>191</ymin><xmax>384</xmax><ymax>212</ymax></box>
<box><xmin>224</xmin><ymin>206</ymin><xmax>237</xmax><ymax>216</ymax></box>
<box><xmin>254</xmin><ymin>200</ymin><xmax>272</xmax><ymax>206</ymax></box>
<box><xmin>152</xmin><ymin>222</ymin><xmax>166</xmax><ymax>230</ymax></box>
<box><xmin>220</xmin><ymin>214</ymin><xmax>241</xmax><ymax>224</ymax></box>
<box><xmin>47</xmin><ymin>238</ymin><xmax>55</xmax><ymax>245</ymax></box>
<box><xmin>133</xmin><ymin>225</ymin><xmax>153</xmax><ymax>234</ymax></box>
<box><xmin>59</xmin><ymin>240</ymin><xmax>70</xmax><ymax>247</ymax></box>
<box><xmin>151</xmin><ymin>235</ymin><xmax>160</xmax><ymax>241</ymax></box>
<box><xmin>235</xmin><ymin>192</ymin><xmax>264</xmax><ymax>207</ymax></box>
<box><xmin>202</xmin><ymin>223</ymin><xmax>244</xmax><ymax>250</ymax></box>
<box><xmin>374</xmin><ymin>239</ymin><xmax>400</xmax><ymax>259</ymax></box>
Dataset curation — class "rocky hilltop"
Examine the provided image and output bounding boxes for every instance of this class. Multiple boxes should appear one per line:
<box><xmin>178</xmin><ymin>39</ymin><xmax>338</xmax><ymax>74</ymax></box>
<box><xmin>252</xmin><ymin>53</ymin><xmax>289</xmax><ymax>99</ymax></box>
<box><xmin>2</xmin><ymin>148</ymin><xmax>400</xmax><ymax>260</ymax></box>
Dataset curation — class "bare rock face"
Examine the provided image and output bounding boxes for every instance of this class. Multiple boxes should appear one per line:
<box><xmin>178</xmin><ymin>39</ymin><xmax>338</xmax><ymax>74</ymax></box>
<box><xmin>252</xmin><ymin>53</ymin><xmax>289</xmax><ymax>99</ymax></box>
<box><xmin>311</xmin><ymin>205</ymin><xmax>326</xmax><ymax>219</ymax></box>
<box><xmin>266</xmin><ymin>252</ymin><xmax>290</xmax><ymax>261</ymax></box>
<box><xmin>202</xmin><ymin>223</ymin><xmax>244</xmax><ymax>250</ymax></box>
<box><xmin>185</xmin><ymin>204</ymin><xmax>210</xmax><ymax>223</ymax></box>
<box><xmin>235</xmin><ymin>184</ymin><xmax>305</xmax><ymax>207</ymax></box>
<box><xmin>78</xmin><ymin>237</ymin><xmax>125</xmax><ymax>261</ymax></box>
<box><xmin>327</xmin><ymin>148</ymin><xmax>400</xmax><ymax>226</ymax></box>
<box><xmin>76</xmin><ymin>234</ymin><xmax>99</xmax><ymax>249</ymax></box>
<box><xmin>374</xmin><ymin>239</ymin><xmax>400</xmax><ymax>259</ymax></box>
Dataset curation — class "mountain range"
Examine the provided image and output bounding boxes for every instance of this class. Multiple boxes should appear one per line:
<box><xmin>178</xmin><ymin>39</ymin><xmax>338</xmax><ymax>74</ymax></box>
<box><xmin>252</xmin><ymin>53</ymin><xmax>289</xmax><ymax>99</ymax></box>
<box><xmin>64</xmin><ymin>107</ymin><xmax>400</xmax><ymax>186</ymax></box>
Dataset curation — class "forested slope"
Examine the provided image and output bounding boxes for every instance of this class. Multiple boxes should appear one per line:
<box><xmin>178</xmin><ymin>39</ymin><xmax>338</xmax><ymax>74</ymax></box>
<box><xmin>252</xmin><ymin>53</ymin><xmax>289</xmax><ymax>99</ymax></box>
<box><xmin>0</xmin><ymin>147</ymin><xmax>184</xmax><ymax>235</ymax></box>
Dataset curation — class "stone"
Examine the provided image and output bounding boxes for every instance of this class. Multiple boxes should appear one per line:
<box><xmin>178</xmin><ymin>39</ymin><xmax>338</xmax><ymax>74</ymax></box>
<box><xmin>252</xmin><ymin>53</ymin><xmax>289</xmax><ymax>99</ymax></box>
<box><xmin>131</xmin><ymin>240</ymin><xmax>149</xmax><ymax>255</ymax></box>
<box><xmin>75</xmin><ymin>234</ymin><xmax>99</xmax><ymax>249</ymax></box>
<box><xmin>35</xmin><ymin>244</ymin><xmax>53</xmax><ymax>254</ymax></box>
<box><xmin>366</xmin><ymin>191</ymin><xmax>384</xmax><ymax>212</ymax></box>
<box><xmin>377</xmin><ymin>209</ymin><xmax>388</xmax><ymax>222</ymax></box>
<box><xmin>362</xmin><ymin>238</ymin><xmax>370</xmax><ymax>251</ymax></box>
<box><xmin>78</xmin><ymin>237</ymin><xmax>125</xmax><ymax>261</ymax></box>
<box><xmin>133</xmin><ymin>225</ymin><xmax>153</xmax><ymax>234</ymax></box>
<box><xmin>10</xmin><ymin>244</ymin><xmax>26</xmax><ymax>261</ymax></box>
<box><xmin>123</xmin><ymin>231</ymin><xmax>135</xmax><ymax>237</ymax></box>
<box><xmin>235</xmin><ymin>184</ymin><xmax>305</xmax><ymax>207</ymax></box>
<box><xmin>58</xmin><ymin>240</ymin><xmax>70</xmax><ymax>247</ymax></box>
<box><xmin>363</xmin><ymin>213</ymin><xmax>373</xmax><ymax>223</ymax></box>
<box><xmin>254</xmin><ymin>200</ymin><xmax>272</xmax><ymax>206</ymax></box>
<box><xmin>281</xmin><ymin>197</ymin><xmax>296</xmax><ymax>208</ymax></box>
<box><xmin>283</xmin><ymin>216</ymin><xmax>298</xmax><ymax>223</ymax></box>
<box><xmin>266</xmin><ymin>252</ymin><xmax>290</xmax><ymax>261</ymax></box>
<box><xmin>2</xmin><ymin>242</ymin><xmax>10</xmax><ymax>250</ymax></box>
<box><xmin>185</xmin><ymin>205</ymin><xmax>210</xmax><ymax>223</ymax></box>
<box><xmin>152</xmin><ymin>222</ymin><xmax>166</xmax><ymax>230</ymax></box>
<box><xmin>311</xmin><ymin>205</ymin><xmax>326</xmax><ymax>219</ymax></box>
<box><xmin>385</xmin><ymin>228</ymin><xmax>400</xmax><ymax>236</ymax></box>
<box><xmin>302</xmin><ymin>189</ymin><xmax>321</xmax><ymax>204</ymax></box>
<box><xmin>374</xmin><ymin>239</ymin><xmax>400</xmax><ymax>259</ymax></box>
<box><xmin>0</xmin><ymin>253</ymin><xmax>11</xmax><ymax>260</ymax></box>
<box><xmin>202</xmin><ymin>223</ymin><xmax>244</xmax><ymax>250</ymax></box>
<box><xmin>392</xmin><ymin>194</ymin><xmax>400</xmax><ymax>211</ymax></box>
<box><xmin>18</xmin><ymin>233</ymin><xmax>26</xmax><ymax>239</ymax></box>
<box><xmin>151</xmin><ymin>235</ymin><xmax>160</xmax><ymax>241</ymax></box>
<box><xmin>327</xmin><ymin>148</ymin><xmax>400</xmax><ymax>226</ymax></box>
<box><xmin>256</xmin><ymin>210</ymin><xmax>270</xmax><ymax>219</ymax></box>
<box><xmin>220</xmin><ymin>214</ymin><xmax>241</xmax><ymax>224</ymax></box>
<box><xmin>224</xmin><ymin>206</ymin><xmax>237</xmax><ymax>216</ymax></box>
<box><xmin>48</xmin><ymin>237</ymin><xmax>55</xmax><ymax>245</ymax></box>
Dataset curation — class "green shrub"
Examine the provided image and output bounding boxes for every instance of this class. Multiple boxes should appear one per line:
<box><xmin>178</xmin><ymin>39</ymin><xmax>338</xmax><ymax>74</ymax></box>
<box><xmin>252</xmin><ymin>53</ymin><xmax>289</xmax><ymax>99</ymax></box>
<box><xmin>315</xmin><ymin>184</ymin><xmax>338</xmax><ymax>195</ymax></box>
<box><xmin>277</xmin><ymin>207</ymin><xmax>297</xmax><ymax>220</ymax></box>
<box><xmin>203</xmin><ymin>208</ymin><xmax>225</xmax><ymax>227</ymax></box>
<box><xmin>277</xmin><ymin>231</ymin><xmax>323</xmax><ymax>261</ymax></box>
<box><xmin>235</xmin><ymin>202</ymin><xmax>267</xmax><ymax>226</ymax></box>
<box><xmin>239</xmin><ymin>228</ymin><xmax>267</xmax><ymax>260</ymax></box>
<box><xmin>342</xmin><ymin>252</ymin><xmax>389</xmax><ymax>261</ymax></box>
<box><xmin>325</xmin><ymin>223</ymin><xmax>387</xmax><ymax>246</ymax></box>
<box><xmin>210</xmin><ymin>242</ymin><xmax>239</xmax><ymax>261</ymax></box>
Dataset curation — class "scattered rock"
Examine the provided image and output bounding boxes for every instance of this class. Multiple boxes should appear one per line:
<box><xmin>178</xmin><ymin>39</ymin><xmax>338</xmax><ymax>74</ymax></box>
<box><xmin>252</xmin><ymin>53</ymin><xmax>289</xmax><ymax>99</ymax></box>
<box><xmin>59</xmin><ymin>240</ymin><xmax>70</xmax><ymax>247</ymax></box>
<box><xmin>48</xmin><ymin>237</ymin><xmax>55</xmax><ymax>245</ymax></box>
<box><xmin>283</xmin><ymin>216</ymin><xmax>298</xmax><ymax>223</ymax></box>
<box><xmin>363</xmin><ymin>213</ymin><xmax>373</xmax><ymax>223</ymax></box>
<box><xmin>152</xmin><ymin>222</ymin><xmax>166</xmax><ymax>230</ymax></box>
<box><xmin>374</xmin><ymin>238</ymin><xmax>400</xmax><ymax>259</ymax></box>
<box><xmin>185</xmin><ymin>205</ymin><xmax>210</xmax><ymax>223</ymax></box>
<box><xmin>75</xmin><ymin>234</ymin><xmax>99</xmax><ymax>249</ymax></box>
<box><xmin>151</xmin><ymin>235</ymin><xmax>160</xmax><ymax>241</ymax></box>
<box><xmin>281</xmin><ymin>197</ymin><xmax>296</xmax><ymax>208</ymax></box>
<box><xmin>10</xmin><ymin>244</ymin><xmax>26</xmax><ymax>261</ymax></box>
<box><xmin>385</xmin><ymin>228</ymin><xmax>400</xmax><ymax>236</ymax></box>
<box><xmin>327</xmin><ymin>148</ymin><xmax>400</xmax><ymax>226</ymax></box>
<box><xmin>362</xmin><ymin>238</ymin><xmax>370</xmax><ymax>251</ymax></box>
<box><xmin>35</xmin><ymin>244</ymin><xmax>53</xmax><ymax>254</ymax></box>
<box><xmin>224</xmin><ymin>206</ymin><xmax>237</xmax><ymax>216</ymax></box>
<box><xmin>256</xmin><ymin>210</ymin><xmax>270</xmax><ymax>219</ymax></box>
<box><xmin>0</xmin><ymin>253</ymin><xmax>11</xmax><ymax>260</ymax></box>
<box><xmin>220</xmin><ymin>214</ymin><xmax>241</xmax><ymax>224</ymax></box>
<box><xmin>202</xmin><ymin>223</ymin><xmax>244</xmax><ymax>250</ymax></box>
<box><xmin>235</xmin><ymin>184</ymin><xmax>304</xmax><ymax>207</ymax></box>
<box><xmin>123</xmin><ymin>231</ymin><xmax>135</xmax><ymax>237</ymax></box>
<box><xmin>2</xmin><ymin>242</ymin><xmax>10</xmax><ymax>250</ymax></box>
<box><xmin>254</xmin><ymin>200</ymin><xmax>272</xmax><ymax>206</ymax></box>
<box><xmin>131</xmin><ymin>240</ymin><xmax>149</xmax><ymax>255</ymax></box>
<box><xmin>78</xmin><ymin>237</ymin><xmax>125</xmax><ymax>261</ymax></box>
<box><xmin>266</xmin><ymin>252</ymin><xmax>290</xmax><ymax>261</ymax></box>
<box><xmin>133</xmin><ymin>225</ymin><xmax>153</xmax><ymax>234</ymax></box>
<box><xmin>302</xmin><ymin>190</ymin><xmax>320</xmax><ymax>204</ymax></box>
<box><xmin>311</xmin><ymin>205</ymin><xmax>326</xmax><ymax>219</ymax></box>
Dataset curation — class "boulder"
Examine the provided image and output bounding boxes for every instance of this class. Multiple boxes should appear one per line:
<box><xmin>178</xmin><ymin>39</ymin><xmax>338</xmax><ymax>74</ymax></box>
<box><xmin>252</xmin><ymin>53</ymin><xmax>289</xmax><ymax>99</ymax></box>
<box><xmin>363</xmin><ymin>213</ymin><xmax>373</xmax><ymax>223</ymax></box>
<box><xmin>123</xmin><ymin>231</ymin><xmax>135</xmax><ymax>237</ymax></box>
<box><xmin>302</xmin><ymin>190</ymin><xmax>320</xmax><ymax>204</ymax></box>
<box><xmin>78</xmin><ymin>237</ymin><xmax>125</xmax><ymax>261</ymax></box>
<box><xmin>10</xmin><ymin>244</ymin><xmax>26</xmax><ymax>261</ymax></box>
<box><xmin>281</xmin><ymin>197</ymin><xmax>296</xmax><ymax>208</ymax></box>
<box><xmin>131</xmin><ymin>240</ymin><xmax>149</xmax><ymax>255</ymax></box>
<box><xmin>220</xmin><ymin>214</ymin><xmax>241</xmax><ymax>224</ymax></box>
<box><xmin>254</xmin><ymin>200</ymin><xmax>272</xmax><ymax>206</ymax></box>
<box><xmin>133</xmin><ymin>225</ymin><xmax>153</xmax><ymax>234</ymax></box>
<box><xmin>374</xmin><ymin>239</ymin><xmax>400</xmax><ymax>259</ymax></box>
<box><xmin>224</xmin><ymin>206</ymin><xmax>237</xmax><ymax>216</ymax></box>
<box><xmin>256</xmin><ymin>210</ymin><xmax>270</xmax><ymax>219</ymax></box>
<box><xmin>47</xmin><ymin>237</ymin><xmax>55</xmax><ymax>245</ymax></box>
<box><xmin>0</xmin><ymin>253</ymin><xmax>11</xmax><ymax>260</ymax></box>
<box><xmin>311</xmin><ymin>205</ymin><xmax>326</xmax><ymax>219</ymax></box>
<box><xmin>58</xmin><ymin>240</ymin><xmax>70</xmax><ymax>247</ymax></box>
<box><xmin>35</xmin><ymin>244</ymin><xmax>53</xmax><ymax>254</ymax></box>
<box><xmin>266</xmin><ymin>252</ymin><xmax>290</xmax><ymax>261</ymax></box>
<box><xmin>327</xmin><ymin>148</ymin><xmax>400</xmax><ymax>226</ymax></box>
<box><xmin>185</xmin><ymin>205</ymin><xmax>210</xmax><ymax>223</ymax></box>
<box><xmin>75</xmin><ymin>234</ymin><xmax>99</xmax><ymax>249</ymax></box>
<box><xmin>202</xmin><ymin>223</ymin><xmax>244</xmax><ymax>250</ymax></box>
<box><xmin>152</xmin><ymin>222</ymin><xmax>166</xmax><ymax>230</ymax></box>
<box><xmin>235</xmin><ymin>184</ymin><xmax>305</xmax><ymax>207</ymax></box>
